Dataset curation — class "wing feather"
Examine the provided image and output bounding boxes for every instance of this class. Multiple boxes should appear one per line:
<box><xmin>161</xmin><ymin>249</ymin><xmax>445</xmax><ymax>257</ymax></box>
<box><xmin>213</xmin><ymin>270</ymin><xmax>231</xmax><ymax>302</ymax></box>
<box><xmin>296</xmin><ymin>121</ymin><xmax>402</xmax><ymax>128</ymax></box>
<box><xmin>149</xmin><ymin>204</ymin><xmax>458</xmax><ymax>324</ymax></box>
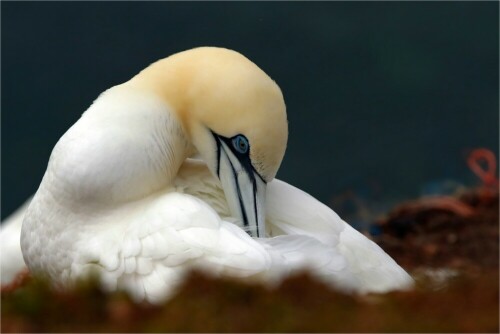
<box><xmin>73</xmin><ymin>192</ymin><xmax>271</xmax><ymax>303</ymax></box>
<box><xmin>266</xmin><ymin>179</ymin><xmax>413</xmax><ymax>292</ymax></box>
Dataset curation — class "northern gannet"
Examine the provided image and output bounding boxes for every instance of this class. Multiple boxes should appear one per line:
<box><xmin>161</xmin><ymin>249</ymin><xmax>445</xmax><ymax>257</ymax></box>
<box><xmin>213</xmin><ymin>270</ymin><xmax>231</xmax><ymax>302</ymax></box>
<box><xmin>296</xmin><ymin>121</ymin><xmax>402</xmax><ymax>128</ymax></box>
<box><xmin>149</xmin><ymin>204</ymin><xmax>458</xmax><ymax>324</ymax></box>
<box><xmin>1</xmin><ymin>47</ymin><xmax>413</xmax><ymax>302</ymax></box>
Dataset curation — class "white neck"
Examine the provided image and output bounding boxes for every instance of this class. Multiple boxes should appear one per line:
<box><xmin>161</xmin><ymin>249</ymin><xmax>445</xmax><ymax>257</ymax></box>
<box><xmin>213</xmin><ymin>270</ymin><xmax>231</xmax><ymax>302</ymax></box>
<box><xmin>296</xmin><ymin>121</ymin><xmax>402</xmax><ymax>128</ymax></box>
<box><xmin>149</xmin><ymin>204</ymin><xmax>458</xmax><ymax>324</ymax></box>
<box><xmin>41</xmin><ymin>84</ymin><xmax>192</xmax><ymax>209</ymax></box>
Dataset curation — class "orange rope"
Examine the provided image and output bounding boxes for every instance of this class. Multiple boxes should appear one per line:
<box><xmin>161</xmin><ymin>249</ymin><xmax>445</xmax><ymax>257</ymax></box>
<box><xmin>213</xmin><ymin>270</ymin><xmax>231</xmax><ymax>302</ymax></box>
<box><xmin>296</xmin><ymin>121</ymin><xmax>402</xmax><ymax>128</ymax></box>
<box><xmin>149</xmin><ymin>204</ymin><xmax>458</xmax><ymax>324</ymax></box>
<box><xmin>467</xmin><ymin>148</ymin><xmax>499</xmax><ymax>188</ymax></box>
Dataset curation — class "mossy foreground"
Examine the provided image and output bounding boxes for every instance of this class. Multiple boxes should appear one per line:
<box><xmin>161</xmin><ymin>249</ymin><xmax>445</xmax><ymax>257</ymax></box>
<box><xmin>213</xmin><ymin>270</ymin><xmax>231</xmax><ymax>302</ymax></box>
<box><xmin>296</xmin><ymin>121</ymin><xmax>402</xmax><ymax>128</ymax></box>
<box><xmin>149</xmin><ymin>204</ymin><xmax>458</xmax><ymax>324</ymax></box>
<box><xmin>2</xmin><ymin>188</ymin><xmax>498</xmax><ymax>332</ymax></box>
<box><xmin>1</xmin><ymin>269</ymin><xmax>498</xmax><ymax>333</ymax></box>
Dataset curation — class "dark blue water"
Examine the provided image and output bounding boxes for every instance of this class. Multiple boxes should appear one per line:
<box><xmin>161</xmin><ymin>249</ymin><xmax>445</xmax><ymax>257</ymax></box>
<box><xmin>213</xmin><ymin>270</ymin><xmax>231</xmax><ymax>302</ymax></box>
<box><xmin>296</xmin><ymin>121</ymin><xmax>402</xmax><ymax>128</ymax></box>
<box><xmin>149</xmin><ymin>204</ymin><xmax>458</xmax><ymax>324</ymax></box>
<box><xmin>2</xmin><ymin>2</ymin><xmax>498</xmax><ymax>220</ymax></box>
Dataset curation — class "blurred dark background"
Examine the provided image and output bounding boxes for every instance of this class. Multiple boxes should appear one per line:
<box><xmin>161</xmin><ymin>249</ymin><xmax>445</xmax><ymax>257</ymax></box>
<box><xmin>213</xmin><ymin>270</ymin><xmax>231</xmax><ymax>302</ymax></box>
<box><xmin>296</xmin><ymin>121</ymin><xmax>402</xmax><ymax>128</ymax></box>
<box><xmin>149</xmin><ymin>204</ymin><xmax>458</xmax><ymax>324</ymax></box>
<box><xmin>1</xmin><ymin>2</ymin><xmax>498</xmax><ymax>221</ymax></box>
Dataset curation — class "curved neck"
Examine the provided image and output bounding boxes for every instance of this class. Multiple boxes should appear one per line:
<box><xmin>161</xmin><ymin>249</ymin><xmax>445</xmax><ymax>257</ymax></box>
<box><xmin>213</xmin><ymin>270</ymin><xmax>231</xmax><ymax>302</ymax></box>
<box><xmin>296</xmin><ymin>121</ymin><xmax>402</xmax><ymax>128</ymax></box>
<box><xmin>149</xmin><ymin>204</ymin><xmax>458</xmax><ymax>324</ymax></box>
<box><xmin>43</xmin><ymin>85</ymin><xmax>192</xmax><ymax>208</ymax></box>
<box><xmin>127</xmin><ymin>57</ymin><xmax>194</xmax><ymax>135</ymax></box>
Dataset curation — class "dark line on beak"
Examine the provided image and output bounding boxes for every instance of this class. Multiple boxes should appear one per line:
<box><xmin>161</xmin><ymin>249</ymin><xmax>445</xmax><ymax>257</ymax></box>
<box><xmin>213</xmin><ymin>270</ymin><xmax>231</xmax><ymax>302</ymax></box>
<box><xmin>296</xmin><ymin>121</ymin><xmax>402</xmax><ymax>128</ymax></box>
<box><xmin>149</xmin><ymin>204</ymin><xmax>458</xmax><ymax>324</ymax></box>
<box><xmin>211</xmin><ymin>131</ymin><xmax>262</xmax><ymax>238</ymax></box>
<box><xmin>252</xmin><ymin>177</ymin><xmax>260</xmax><ymax>238</ymax></box>
<box><xmin>212</xmin><ymin>132</ymin><xmax>222</xmax><ymax>178</ymax></box>
<box><xmin>252</xmin><ymin>168</ymin><xmax>267</xmax><ymax>184</ymax></box>
<box><xmin>226</xmin><ymin>153</ymin><xmax>250</xmax><ymax>229</ymax></box>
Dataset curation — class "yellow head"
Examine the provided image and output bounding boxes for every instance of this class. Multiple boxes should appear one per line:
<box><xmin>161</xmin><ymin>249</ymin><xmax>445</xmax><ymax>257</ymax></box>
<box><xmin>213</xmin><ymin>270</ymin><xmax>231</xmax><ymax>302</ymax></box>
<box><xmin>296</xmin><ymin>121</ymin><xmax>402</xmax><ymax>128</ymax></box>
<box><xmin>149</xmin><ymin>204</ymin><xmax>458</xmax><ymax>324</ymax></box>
<box><xmin>129</xmin><ymin>47</ymin><xmax>288</xmax><ymax>237</ymax></box>
<box><xmin>131</xmin><ymin>47</ymin><xmax>288</xmax><ymax>183</ymax></box>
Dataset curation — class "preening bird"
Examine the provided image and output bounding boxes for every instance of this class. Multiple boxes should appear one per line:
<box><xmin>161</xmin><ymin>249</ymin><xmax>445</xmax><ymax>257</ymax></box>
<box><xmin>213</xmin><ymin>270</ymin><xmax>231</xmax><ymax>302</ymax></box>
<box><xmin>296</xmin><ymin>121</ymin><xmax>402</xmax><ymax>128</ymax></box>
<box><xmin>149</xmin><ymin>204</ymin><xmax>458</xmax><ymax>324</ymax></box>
<box><xmin>1</xmin><ymin>47</ymin><xmax>413</xmax><ymax>303</ymax></box>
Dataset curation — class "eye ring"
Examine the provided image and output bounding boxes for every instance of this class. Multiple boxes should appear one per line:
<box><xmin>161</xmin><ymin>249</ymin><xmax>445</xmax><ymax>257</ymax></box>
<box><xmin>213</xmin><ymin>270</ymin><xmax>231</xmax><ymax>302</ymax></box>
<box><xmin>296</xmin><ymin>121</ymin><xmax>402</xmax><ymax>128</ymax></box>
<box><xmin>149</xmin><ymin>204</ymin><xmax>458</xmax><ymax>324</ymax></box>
<box><xmin>232</xmin><ymin>135</ymin><xmax>249</xmax><ymax>154</ymax></box>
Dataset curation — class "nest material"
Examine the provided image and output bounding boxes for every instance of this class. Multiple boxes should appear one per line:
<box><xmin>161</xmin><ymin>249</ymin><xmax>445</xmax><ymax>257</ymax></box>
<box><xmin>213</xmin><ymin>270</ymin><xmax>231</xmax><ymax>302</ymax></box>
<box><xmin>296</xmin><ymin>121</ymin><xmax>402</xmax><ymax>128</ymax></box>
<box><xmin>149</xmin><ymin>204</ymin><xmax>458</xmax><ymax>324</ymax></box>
<box><xmin>375</xmin><ymin>188</ymin><xmax>499</xmax><ymax>272</ymax></box>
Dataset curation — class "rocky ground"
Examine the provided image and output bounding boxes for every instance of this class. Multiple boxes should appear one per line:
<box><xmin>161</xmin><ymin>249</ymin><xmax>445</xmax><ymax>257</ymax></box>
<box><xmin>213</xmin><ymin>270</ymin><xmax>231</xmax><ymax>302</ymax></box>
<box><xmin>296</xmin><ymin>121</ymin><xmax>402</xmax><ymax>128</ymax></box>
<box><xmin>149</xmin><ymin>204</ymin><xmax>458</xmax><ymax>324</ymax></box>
<box><xmin>1</xmin><ymin>188</ymin><xmax>498</xmax><ymax>332</ymax></box>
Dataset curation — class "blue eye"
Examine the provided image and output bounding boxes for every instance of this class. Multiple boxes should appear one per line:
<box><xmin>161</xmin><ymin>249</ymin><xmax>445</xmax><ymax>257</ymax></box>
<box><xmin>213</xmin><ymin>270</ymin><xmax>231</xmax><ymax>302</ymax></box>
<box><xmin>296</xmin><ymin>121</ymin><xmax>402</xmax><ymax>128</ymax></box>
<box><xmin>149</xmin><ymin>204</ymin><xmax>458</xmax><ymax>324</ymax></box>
<box><xmin>232</xmin><ymin>135</ymin><xmax>249</xmax><ymax>154</ymax></box>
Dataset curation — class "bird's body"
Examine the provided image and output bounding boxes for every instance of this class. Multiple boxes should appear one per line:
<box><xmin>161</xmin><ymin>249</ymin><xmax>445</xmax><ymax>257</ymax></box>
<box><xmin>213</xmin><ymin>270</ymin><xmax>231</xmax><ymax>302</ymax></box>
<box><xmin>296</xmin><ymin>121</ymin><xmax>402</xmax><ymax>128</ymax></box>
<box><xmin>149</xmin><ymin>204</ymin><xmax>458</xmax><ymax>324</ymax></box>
<box><xmin>0</xmin><ymin>197</ymin><xmax>31</xmax><ymax>285</ymax></box>
<box><xmin>2</xmin><ymin>47</ymin><xmax>413</xmax><ymax>302</ymax></box>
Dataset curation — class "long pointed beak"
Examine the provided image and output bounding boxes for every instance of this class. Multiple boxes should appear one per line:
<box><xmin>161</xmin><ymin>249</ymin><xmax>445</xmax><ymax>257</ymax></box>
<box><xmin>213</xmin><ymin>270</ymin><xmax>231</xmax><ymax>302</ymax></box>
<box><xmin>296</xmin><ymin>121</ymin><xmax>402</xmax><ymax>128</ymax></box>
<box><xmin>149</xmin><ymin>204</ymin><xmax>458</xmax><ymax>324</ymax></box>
<box><xmin>217</xmin><ymin>141</ymin><xmax>267</xmax><ymax>238</ymax></box>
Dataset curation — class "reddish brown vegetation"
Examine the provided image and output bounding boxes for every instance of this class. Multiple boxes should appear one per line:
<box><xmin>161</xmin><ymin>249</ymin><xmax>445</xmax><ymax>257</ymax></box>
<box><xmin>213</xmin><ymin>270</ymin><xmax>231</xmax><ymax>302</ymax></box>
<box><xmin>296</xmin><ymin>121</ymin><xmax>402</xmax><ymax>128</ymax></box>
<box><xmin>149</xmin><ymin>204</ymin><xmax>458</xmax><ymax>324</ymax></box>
<box><xmin>2</xmin><ymin>188</ymin><xmax>498</xmax><ymax>332</ymax></box>
<box><xmin>375</xmin><ymin>188</ymin><xmax>499</xmax><ymax>272</ymax></box>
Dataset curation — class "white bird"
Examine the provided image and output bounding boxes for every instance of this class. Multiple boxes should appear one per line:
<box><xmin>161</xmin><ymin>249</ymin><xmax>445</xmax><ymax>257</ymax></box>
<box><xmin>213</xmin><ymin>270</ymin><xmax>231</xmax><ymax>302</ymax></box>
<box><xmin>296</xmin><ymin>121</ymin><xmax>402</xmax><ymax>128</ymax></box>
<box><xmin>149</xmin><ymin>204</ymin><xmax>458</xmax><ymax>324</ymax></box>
<box><xmin>1</xmin><ymin>47</ymin><xmax>413</xmax><ymax>303</ymax></box>
<box><xmin>1</xmin><ymin>196</ymin><xmax>32</xmax><ymax>286</ymax></box>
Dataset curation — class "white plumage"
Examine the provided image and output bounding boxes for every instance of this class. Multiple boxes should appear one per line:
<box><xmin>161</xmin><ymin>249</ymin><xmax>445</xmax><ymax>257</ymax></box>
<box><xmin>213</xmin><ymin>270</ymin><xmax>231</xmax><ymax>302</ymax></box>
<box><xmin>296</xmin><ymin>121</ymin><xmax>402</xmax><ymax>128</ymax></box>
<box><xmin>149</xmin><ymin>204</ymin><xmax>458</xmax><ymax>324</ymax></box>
<box><xmin>1</xmin><ymin>197</ymin><xmax>31</xmax><ymax>285</ymax></box>
<box><xmin>1</xmin><ymin>47</ymin><xmax>413</xmax><ymax>302</ymax></box>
